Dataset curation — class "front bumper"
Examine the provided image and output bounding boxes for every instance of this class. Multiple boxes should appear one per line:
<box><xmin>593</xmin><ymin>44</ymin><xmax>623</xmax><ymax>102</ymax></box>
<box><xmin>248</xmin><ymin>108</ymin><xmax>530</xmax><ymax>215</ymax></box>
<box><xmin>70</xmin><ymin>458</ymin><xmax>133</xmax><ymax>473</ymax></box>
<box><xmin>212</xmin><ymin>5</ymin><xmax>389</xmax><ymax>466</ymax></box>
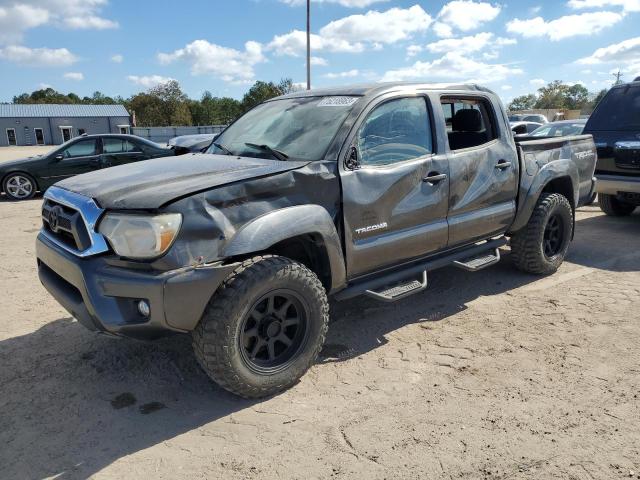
<box><xmin>595</xmin><ymin>173</ymin><xmax>640</xmax><ymax>195</ymax></box>
<box><xmin>36</xmin><ymin>233</ymin><xmax>236</xmax><ymax>339</ymax></box>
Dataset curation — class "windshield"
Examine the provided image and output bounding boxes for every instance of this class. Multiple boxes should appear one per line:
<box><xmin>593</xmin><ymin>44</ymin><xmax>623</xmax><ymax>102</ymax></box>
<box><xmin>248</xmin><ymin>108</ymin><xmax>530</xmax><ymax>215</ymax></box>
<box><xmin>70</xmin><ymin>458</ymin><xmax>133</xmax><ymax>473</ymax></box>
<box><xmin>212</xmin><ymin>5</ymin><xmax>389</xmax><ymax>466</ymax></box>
<box><xmin>587</xmin><ymin>85</ymin><xmax>640</xmax><ymax>131</ymax></box>
<box><xmin>508</xmin><ymin>115</ymin><xmax>524</xmax><ymax>122</ymax></box>
<box><xmin>206</xmin><ymin>96</ymin><xmax>359</xmax><ymax>160</ymax></box>
<box><xmin>531</xmin><ymin>122</ymin><xmax>585</xmax><ymax>137</ymax></box>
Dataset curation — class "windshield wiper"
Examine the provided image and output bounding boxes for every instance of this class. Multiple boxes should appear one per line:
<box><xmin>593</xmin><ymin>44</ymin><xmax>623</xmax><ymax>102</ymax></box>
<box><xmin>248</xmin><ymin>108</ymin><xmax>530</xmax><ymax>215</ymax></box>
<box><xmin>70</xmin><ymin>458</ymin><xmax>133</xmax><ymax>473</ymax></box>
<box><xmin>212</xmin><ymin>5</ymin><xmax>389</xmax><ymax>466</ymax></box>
<box><xmin>213</xmin><ymin>142</ymin><xmax>234</xmax><ymax>156</ymax></box>
<box><xmin>244</xmin><ymin>142</ymin><xmax>289</xmax><ymax>161</ymax></box>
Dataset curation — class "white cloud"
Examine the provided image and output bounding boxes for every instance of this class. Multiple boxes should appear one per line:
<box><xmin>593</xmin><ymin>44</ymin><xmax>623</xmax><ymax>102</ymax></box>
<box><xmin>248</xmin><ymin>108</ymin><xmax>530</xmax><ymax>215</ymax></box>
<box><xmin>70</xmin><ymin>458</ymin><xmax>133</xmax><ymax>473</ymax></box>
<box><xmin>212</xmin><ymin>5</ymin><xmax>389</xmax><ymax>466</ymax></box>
<box><xmin>501</xmin><ymin>85</ymin><xmax>512</xmax><ymax>90</ymax></box>
<box><xmin>268</xmin><ymin>5</ymin><xmax>431</xmax><ymax>56</ymax></box>
<box><xmin>568</xmin><ymin>0</ymin><xmax>640</xmax><ymax>12</ymax></box>
<box><xmin>63</xmin><ymin>71</ymin><xmax>83</xmax><ymax>80</ymax></box>
<box><xmin>381</xmin><ymin>52</ymin><xmax>522</xmax><ymax>84</ymax></box>
<box><xmin>310</xmin><ymin>56</ymin><xmax>328</xmax><ymax>66</ymax></box>
<box><xmin>324</xmin><ymin>69</ymin><xmax>360</xmax><ymax>78</ymax></box>
<box><xmin>0</xmin><ymin>0</ymin><xmax>117</xmax><ymax>44</ymax></box>
<box><xmin>0</xmin><ymin>4</ymin><xmax>49</xmax><ymax>44</ymax></box>
<box><xmin>110</xmin><ymin>53</ymin><xmax>123</xmax><ymax>63</ymax></box>
<box><xmin>406</xmin><ymin>44</ymin><xmax>423</xmax><ymax>58</ymax></box>
<box><xmin>432</xmin><ymin>21</ymin><xmax>454</xmax><ymax>38</ymax></box>
<box><xmin>529</xmin><ymin>78</ymin><xmax>546</xmax><ymax>86</ymax></box>
<box><xmin>268</xmin><ymin>30</ymin><xmax>364</xmax><ymax>55</ymax></box>
<box><xmin>577</xmin><ymin>36</ymin><xmax>640</xmax><ymax>65</ymax></box>
<box><xmin>127</xmin><ymin>75</ymin><xmax>175</xmax><ymax>88</ymax></box>
<box><xmin>426</xmin><ymin>32</ymin><xmax>515</xmax><ymax>54</ymax></box>
<box><xmin>0</xmin><ymin>45</ymin><xmax>77</xmax><ymax>66</ymax></box>
<box><xmin>319</xmin><ymin>5</ymin><xmax>432</xmax><ymax>45</ymax></box>
<box><xmin>436</xmin><ymin>1</ymin><xmax>501</xmax><ymax>34</ymax></box>
<box><xmin>506</xmin><ymin>11</ymin><xmax>623</xmax><ymax>41</ymax></box>
<box><xmin>280</xmin><ymin>0</ymin><xmax>387</xmax><ymax>6</ymax></box>
<box><xmin>38</xmin><ymin>82</ymin><xmax>54</xmax><ymax>90</ymax></box>
<box><xmin>158</xmin><ymin>39</ymin><xmax>265</xmax><ymax>84</ymax></box>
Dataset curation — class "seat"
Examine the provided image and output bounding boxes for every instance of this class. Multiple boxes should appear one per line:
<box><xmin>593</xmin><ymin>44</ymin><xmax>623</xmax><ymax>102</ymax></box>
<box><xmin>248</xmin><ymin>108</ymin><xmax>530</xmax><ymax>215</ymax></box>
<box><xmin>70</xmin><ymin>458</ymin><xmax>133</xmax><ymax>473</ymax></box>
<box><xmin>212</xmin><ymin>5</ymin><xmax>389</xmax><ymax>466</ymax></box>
<box><xmin>447</xmin><ymin>109</ymin><xmax>487</xmax><ymax>150</ymax></box>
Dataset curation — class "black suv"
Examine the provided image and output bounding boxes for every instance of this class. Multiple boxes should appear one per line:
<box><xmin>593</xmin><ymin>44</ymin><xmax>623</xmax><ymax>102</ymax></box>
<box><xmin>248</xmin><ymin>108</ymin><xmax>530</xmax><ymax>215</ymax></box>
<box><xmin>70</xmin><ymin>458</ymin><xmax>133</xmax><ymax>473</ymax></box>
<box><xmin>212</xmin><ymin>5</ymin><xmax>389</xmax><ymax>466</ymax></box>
<box><xmin>584</xmin><ymin>78</ymin><xmax>640</xmax><ymax>215</ymax></box>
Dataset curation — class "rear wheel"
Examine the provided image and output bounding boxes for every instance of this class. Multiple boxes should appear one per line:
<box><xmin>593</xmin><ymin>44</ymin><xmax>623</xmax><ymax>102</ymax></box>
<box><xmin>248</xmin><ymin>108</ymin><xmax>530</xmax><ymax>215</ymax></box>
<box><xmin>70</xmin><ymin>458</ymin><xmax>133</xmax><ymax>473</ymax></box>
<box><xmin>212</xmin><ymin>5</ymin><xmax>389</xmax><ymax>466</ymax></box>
<box><xmin>598</xmin><ymin>193</ymin><xmax>636</xmax><ymax>216</ymax></box>
<box><xmin>3</xmin><ymin>173</ymin><xmax>36</xmax><ymax>201</ymax></box>
<box><xmin>192</xmin><ymin>255</ymin><xmax>329</xmax><ymax>398</ymax></box>
<box><xmin>510</xmin><ymin>193</ymin><xmax>573</xmax><ymax>275</ymax></box>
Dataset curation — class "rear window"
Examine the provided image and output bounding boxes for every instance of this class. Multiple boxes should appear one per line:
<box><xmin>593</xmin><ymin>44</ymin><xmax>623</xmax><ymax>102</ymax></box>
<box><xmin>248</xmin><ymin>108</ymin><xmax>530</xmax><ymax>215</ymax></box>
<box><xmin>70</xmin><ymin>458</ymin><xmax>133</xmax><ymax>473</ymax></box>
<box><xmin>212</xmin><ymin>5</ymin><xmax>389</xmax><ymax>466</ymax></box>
<box><xmin>587</xmin><ymin>85</ymin><xmax>640</xmax><ymax>131</ymax></box>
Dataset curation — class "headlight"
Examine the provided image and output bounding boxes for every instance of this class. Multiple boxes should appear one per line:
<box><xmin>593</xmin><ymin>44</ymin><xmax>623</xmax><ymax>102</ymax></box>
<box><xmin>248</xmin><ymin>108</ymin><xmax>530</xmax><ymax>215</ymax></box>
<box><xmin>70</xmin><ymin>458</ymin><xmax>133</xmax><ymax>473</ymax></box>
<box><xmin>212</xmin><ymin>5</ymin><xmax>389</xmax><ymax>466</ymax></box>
<box><xmin>98</xmin><ymin>213</ymin><xmax>182</xmax><ymax>259</ymax></box>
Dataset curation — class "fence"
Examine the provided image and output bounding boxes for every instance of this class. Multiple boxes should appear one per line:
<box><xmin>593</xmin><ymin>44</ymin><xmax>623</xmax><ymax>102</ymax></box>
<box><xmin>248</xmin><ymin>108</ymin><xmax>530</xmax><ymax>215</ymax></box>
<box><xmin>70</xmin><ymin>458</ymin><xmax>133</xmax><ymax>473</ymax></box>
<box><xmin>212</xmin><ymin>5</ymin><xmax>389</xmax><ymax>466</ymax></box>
<box><xmin>131</xmin><ymin>125</ymin><xmax>227</xmax><ymax>144</ymax></box>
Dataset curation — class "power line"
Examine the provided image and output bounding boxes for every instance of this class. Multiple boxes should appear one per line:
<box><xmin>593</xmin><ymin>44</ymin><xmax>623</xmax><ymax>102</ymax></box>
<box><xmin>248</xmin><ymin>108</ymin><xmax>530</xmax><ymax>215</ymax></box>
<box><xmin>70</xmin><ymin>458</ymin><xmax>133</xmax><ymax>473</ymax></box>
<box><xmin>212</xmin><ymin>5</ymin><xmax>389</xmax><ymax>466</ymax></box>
<box><xmin>306</xmin><ymin>0</ymin><xmax>311</xmax><ymax>90</ymax></box>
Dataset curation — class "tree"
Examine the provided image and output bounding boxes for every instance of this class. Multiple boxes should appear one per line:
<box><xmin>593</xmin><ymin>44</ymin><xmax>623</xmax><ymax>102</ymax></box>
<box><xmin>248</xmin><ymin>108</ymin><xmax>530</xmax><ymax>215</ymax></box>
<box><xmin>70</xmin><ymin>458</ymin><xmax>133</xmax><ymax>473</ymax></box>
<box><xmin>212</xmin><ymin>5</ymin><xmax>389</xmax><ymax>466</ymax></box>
<box><xmin>535</xmin><ymin>80</ymin><xmax>569</xmax><ymax>109</ymax></box>
<box><xmin>565</xmin><ymin>84</ymin><xmax>589</xmax><ymax>110</ymax></box>
<box><xmin>241</xmin><ymin>78</ymin><xmax>297</xmax><ymax>112</ymax></box>
<box><xmin>508</xmin><ymin>94</ymin><xmax>537</xmax><ymax>111</ymax></box>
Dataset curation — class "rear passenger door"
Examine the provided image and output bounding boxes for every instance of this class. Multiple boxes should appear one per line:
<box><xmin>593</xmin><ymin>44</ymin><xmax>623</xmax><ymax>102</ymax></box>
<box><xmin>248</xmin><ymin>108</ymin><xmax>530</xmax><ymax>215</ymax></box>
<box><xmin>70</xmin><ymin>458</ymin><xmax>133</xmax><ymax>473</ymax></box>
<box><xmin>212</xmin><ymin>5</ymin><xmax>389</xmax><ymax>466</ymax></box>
<box><xmin>340</xmin><ymin>95</ymin><xmax>449</xmax><ymax>277</ymax></box>
<box><xmin>440</xmin><ymin>95</ymin><xmax>518</xmax><ymax>246</ymax></box>
<box><xmin>101</xmin><ymin>137</ymin><xmax>147</xmax><ymax>167</ymax></box>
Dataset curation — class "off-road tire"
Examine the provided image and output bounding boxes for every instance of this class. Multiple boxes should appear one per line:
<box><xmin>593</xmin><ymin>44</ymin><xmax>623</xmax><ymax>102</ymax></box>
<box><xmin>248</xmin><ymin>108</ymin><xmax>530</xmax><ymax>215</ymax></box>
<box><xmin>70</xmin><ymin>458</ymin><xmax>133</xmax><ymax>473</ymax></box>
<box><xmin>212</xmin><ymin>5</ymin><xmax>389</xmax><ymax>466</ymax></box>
<box><xmin>2</xmin><ymin>172</ymin><xmax>37</xmax><ymax>201</ymax></box>
<box><xmin>510</xmin><ymin>193</ymin><xmax>573</xmax><ymax>275</ymax></box>
<box><xmin>192</xmin><ymin>255</ymin><xmax>329</xmax><ymax>399</ymax></box>
<box><xmin>598</xmin><ymin>193</ymin><xmax>636</xmax><ymax>216</ymax></box>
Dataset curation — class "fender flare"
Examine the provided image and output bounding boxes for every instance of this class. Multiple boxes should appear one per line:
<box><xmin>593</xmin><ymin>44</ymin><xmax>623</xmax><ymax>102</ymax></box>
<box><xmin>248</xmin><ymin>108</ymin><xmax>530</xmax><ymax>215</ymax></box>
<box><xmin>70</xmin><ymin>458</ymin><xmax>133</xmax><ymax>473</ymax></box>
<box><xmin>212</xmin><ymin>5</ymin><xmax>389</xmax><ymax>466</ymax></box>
<box><xmin>222</xmin><ymin>205</ymin><xmax>347</xmax><ymax>292</ymax></box>
<box><xmin>510</xmin><ymin>158</ymin><xmax>579</xmax><ymax>233</ymax></box>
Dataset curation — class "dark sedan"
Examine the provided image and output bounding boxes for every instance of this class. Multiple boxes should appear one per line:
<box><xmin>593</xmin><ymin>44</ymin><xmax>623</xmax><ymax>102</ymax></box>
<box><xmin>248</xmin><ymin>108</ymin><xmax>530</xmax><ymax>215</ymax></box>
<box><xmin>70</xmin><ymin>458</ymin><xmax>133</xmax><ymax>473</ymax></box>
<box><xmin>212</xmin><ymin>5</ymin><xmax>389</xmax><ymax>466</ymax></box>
<box><xmin>0</xmin><ymin>134</ymin><xmax>174</xmax><ymax>201</ymax></box>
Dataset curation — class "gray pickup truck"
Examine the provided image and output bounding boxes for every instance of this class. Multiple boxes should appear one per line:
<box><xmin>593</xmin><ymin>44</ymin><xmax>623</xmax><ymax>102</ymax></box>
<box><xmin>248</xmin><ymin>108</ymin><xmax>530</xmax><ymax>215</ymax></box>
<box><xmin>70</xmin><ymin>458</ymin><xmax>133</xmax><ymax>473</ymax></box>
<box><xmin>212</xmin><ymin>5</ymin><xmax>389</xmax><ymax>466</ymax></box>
<box><xmin>36</xmin><ymin>83</ymin><xmax>597</xmax><ymax>398</ymax></box>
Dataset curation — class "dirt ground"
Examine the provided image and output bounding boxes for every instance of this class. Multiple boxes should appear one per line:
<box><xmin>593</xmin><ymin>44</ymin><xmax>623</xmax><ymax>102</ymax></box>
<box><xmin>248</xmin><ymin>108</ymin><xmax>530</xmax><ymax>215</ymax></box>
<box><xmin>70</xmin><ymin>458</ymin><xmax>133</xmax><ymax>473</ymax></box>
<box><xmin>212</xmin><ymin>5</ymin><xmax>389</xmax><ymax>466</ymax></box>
<box><xmin>0</xmin><ymin>145</ymin><xmax>54</xmax><ymax>162</ymax></box>
<box><xmin>0</xmin><ymin>169</ymin><xmax>639</xmax><ymax>479</ymax></box>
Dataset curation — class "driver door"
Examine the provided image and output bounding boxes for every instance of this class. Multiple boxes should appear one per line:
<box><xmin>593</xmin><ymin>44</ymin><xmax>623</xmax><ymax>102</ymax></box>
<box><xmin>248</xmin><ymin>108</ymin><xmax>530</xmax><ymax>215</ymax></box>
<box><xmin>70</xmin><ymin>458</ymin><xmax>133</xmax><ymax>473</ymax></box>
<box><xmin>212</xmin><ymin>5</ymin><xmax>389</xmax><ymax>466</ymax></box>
<box><xmin>340</xmin><ymin>95</ymin><xmax>450</xmax><ymax>278</ymax></box>
<box><xmin>48</xmin><ymin>138</ymin><xmax>101</xmax><ymax>181</ymax></box>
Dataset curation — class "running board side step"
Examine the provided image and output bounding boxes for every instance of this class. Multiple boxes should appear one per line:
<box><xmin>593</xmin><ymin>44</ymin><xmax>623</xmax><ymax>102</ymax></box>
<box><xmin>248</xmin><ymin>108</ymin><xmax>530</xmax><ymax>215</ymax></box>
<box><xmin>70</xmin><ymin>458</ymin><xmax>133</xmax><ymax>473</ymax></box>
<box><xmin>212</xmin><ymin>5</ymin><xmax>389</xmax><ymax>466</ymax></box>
<box><xmin>365</xmin><ymin>271</ymin><xmax>427</xmax><ymax>303</ymax></box>
<box><xmin>334</xmin><ymin>237</ymin><xmax>507</xmax><ymax>302</ymax></box>
<box><xmin>453</xmin><ymin>248</ymin><xmax>501</xmax><ymax>271</ymax></box>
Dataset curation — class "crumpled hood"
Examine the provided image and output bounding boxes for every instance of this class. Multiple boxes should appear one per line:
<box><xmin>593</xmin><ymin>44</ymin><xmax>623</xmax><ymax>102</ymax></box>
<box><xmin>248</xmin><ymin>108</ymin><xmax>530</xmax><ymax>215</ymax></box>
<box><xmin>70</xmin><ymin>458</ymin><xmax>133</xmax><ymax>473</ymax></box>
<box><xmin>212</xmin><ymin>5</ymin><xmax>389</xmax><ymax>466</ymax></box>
<box><xmin>55</xmin><ymin>153</ymin><xmax>310</xmax><ymax>209</ymax></box>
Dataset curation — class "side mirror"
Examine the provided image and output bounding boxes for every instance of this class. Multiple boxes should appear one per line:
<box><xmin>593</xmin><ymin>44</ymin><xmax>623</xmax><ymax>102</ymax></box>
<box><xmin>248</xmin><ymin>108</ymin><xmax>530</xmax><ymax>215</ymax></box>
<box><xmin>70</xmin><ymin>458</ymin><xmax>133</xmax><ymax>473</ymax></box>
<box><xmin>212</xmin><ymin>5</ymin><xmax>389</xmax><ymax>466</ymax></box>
<box><xmin>345</xmin><ymin>145</ymin><xmax>360</xmax><ymax>170</ymax></box>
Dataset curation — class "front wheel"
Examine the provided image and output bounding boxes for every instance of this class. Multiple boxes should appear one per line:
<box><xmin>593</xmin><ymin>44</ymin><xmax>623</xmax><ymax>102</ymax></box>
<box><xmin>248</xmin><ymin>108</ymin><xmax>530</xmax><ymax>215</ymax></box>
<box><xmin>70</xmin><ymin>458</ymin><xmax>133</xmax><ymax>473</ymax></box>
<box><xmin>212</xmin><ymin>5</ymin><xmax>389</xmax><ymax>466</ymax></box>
<box><xmin>192</xmin><ymin>255</ymin><xmax>329</xmax><ymax>398</ymax></box>
<box><xmin>510</xmin><ymin>193</ymin><xmax>573</xmax><ymax>275</ymax></box>
<box><xmin>598</xmin><ymin>193</ymin><xmax>636</xmax><ymax>216</ymax></box>
<box><xmin>3</xmin><ymin>173</ymin><xmax>37</xmax><ymax>201</ymax></box>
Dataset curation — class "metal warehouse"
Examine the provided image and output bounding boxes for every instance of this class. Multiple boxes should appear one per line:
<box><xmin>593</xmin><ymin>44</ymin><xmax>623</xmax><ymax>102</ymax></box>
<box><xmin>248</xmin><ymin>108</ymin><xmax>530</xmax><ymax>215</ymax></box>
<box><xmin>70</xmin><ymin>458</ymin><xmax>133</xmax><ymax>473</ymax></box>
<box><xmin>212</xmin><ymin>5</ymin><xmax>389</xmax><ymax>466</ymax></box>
<box><xmin>0</xmin><ymin>104</ymin><xmax>131</xmax><ymax>147</ymax></box>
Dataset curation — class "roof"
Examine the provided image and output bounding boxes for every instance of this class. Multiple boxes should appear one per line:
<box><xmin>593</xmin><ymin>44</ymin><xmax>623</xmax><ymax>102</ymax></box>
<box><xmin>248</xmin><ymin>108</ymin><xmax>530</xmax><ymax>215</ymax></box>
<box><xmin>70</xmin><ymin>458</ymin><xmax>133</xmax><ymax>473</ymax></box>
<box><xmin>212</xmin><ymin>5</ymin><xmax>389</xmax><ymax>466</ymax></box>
<box><xmin>0</xmin><ymin>104</ymin><xmax>129</xmax><ymax>118</ymax></box>
<box><xmin>276</xmin><ymin>82</ymin><xmax>494</xmax><ymax>101</ymax></box>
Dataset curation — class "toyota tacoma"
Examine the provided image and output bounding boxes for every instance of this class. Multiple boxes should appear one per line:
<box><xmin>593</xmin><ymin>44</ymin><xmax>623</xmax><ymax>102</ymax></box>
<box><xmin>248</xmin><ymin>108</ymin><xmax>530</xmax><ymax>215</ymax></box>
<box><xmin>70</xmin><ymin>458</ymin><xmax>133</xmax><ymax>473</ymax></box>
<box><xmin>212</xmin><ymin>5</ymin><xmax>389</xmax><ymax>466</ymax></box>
<box><xmin>36</xmin><ymin>83</ymin><xmax>597</xmax><ymax>398</ymax></box>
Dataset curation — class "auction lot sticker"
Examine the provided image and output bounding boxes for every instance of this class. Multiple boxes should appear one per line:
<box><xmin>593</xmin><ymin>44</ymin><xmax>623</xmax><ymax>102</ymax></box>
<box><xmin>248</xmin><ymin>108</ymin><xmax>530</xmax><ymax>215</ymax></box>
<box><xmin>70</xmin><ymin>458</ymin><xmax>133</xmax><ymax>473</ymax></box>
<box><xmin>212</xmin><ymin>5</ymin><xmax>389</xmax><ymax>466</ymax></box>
<box><xmin>318</xmin><ymin>96</ymin><xmax>359</xmax><ymax>107</ymax></box>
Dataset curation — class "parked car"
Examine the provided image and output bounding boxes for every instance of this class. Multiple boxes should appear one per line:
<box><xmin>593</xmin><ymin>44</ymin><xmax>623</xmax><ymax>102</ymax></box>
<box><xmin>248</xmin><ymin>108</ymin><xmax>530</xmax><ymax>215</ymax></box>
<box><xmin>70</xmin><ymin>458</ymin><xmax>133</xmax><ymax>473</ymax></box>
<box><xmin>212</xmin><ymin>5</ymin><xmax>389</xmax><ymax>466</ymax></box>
<box><xmin>1</xmin><ymin>134</ymin><xmax>174</xmax><ymax>201</ymax></box>
<box><xmin>509</xmin><ymin>113</ymin><xmax>549</xmax><ymax>124</ymax></box>
<box><xmin>584</xmin><ymin>78</ymin><xmax>640</xmax><ymax>216</ymax></box>
<box><xmin>515</xmin><ymin>119</ymin><xmax>587</xmax><ymax>139</ymax></box>
<box><xmin>168</xmin><ymin>133</ymin><xmax>218</xmax><ymax>155</ymax></box>
<box><xmin>36</xmin><ymin>83</ymin><xmax>597</xmax><ymax>398</ymax></box>
<box><xmin>511</xmin><ymin>121</ymin><xmax>543</xmax><ymax>135</ymax></box>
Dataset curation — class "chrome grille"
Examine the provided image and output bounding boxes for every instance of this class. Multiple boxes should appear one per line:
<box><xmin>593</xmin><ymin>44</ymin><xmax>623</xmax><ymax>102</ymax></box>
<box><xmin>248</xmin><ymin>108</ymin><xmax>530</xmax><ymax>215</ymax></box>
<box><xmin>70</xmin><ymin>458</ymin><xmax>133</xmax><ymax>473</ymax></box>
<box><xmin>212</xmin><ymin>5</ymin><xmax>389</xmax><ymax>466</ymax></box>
<box><xmin>40</xmin><ymin>186</ymin><xmax>110</xmax><ymax>257</ymax></box>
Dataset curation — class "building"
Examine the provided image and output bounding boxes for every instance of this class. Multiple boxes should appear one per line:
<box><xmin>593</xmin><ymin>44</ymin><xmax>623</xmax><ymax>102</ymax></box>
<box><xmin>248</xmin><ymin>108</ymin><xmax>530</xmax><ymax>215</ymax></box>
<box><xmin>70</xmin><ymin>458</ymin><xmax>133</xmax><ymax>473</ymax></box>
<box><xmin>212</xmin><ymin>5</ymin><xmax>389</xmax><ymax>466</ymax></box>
<box><xmin>0</xmin><ymin>104</ymin><xmax>131</xmax><ymax>147</ymax></box>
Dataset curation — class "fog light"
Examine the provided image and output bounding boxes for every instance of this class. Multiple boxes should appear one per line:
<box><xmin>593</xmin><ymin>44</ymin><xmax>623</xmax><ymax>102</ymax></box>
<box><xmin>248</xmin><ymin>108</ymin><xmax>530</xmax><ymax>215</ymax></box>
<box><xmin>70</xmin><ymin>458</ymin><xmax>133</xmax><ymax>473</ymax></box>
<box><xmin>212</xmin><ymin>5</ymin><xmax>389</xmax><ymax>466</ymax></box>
<box><xmin>137</xmin><ymin>300</ymin><xmax>150</xmax><ymax>317</ymax></box>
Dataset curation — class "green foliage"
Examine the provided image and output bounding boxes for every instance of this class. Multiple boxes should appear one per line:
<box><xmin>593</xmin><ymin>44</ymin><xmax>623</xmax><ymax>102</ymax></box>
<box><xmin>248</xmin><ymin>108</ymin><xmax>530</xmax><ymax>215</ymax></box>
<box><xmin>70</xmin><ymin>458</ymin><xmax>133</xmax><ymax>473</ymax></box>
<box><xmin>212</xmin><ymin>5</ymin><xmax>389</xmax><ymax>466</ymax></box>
<box><xmin>508</xmin><ymin>94</ymin><xmax>537</xmax><ymax>111</ymax></box>
<box><xmin>11</xmin><ymin>78</ymin><xmax>297</xmax><ymax>127</ymax></box>
<box><xmin>508</xmin><ymin>80</ymin><xmax>605</xmax><ymax>113</ymax></box>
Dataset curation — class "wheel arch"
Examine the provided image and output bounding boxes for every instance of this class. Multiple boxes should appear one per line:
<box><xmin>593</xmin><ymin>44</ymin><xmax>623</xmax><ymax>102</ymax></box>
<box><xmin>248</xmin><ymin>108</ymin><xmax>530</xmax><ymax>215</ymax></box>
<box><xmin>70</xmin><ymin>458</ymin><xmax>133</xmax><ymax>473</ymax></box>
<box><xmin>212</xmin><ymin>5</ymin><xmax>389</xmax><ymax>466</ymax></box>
<box><xmin>509</xmin><ymin>160</ymin><xmax>579</xmax><ymax>234</ymax></box>
<box><xmin>222</xmin><ymin>205</ymin><xmax>347</xmax><ymax>293</ymax></box>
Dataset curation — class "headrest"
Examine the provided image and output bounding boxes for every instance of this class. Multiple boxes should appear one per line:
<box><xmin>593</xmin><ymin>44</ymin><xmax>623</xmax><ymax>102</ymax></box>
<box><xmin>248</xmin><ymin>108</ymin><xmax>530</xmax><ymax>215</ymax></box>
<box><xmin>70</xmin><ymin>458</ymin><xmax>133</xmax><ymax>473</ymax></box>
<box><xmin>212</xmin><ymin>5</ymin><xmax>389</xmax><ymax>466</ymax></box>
<box><xmin>452</xmin><ymin>109</ymin><xmax>483</xmax><ymax>132</ymax></box>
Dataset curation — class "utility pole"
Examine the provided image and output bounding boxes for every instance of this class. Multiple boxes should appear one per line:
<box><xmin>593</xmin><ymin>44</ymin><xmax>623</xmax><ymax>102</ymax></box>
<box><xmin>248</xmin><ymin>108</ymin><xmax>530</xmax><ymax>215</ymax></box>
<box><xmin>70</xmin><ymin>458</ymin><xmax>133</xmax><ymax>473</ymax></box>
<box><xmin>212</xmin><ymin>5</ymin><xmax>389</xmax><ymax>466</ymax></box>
<box><xmin>306</xmin><ymin>0</ymin><xmax>311</xmax><ymax>90</ymax></box>
<box><xmin>612</xmin><ymin>69</ymin><xmax>624</xmax><ymax>85</ymax></box>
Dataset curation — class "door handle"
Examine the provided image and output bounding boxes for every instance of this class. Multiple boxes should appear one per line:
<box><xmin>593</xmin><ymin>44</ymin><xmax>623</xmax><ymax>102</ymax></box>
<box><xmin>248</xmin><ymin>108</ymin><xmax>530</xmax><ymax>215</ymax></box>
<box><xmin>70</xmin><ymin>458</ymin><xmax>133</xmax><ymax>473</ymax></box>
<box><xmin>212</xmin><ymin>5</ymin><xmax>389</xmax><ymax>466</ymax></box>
<box><xmin>495</xmin><ymin>160</ymin><xmax>512</xmax><ymax>170</ymax></box>
<box><xmin>423</xmin><ymin>172</ymin><xmax>447</xmax><ymax>184</ymax></box>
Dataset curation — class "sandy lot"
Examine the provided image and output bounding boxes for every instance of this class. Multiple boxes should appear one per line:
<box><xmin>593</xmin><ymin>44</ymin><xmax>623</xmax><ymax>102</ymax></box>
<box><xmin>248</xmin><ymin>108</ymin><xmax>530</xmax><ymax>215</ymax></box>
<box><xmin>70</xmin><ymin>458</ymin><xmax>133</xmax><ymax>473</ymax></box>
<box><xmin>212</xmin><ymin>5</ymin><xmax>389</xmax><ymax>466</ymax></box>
<box><xmin>0</xmin><ymin>146</ymin><xmax>54</xmax><ymax>162</ymax></box>
<box><xmin>0</xmin><ymin>188</ymin><xmax>639</xmax><ymax>479</ymax></box>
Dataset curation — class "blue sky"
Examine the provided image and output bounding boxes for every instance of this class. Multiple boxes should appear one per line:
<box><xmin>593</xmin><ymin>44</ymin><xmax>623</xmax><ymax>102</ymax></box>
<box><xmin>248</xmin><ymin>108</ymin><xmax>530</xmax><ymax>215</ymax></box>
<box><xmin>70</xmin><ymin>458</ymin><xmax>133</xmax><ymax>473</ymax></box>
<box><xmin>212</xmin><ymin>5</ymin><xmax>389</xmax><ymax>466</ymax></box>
<box><xmin>1</xmin><ymin>0</ymin><xmax>640</xmax><ymax>103</ymax></box>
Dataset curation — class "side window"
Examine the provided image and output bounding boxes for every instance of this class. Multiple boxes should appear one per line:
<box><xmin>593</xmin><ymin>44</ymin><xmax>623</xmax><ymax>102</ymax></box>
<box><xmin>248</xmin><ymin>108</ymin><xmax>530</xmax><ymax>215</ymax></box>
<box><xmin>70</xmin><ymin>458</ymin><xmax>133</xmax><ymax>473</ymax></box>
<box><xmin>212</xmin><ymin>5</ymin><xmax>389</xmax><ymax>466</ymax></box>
<box><xmin>357</xmin><ymin>97</ymin><xmax>433</xmax><ymax>166</ymax></box>
<box><xmin>441</xmin><ymin>97</ymin><xmax>498</xmax><ymax>151</ymax></box>
<box><xmin>62</xmin><ymin>139</ymin><xmax>97</xmax><ymax>158</ymax></box>
<box><xmin>103</xmin><ymin>138</ymin><xmax>142</xmax><ymax>154</ymax></box>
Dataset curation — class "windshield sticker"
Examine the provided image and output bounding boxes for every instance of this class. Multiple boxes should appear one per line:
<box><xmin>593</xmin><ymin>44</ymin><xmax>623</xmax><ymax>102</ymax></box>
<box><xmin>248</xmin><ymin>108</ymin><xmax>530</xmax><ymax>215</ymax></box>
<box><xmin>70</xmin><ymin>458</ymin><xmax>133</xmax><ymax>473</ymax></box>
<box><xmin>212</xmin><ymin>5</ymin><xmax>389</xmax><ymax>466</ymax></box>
<box><xmin>318</xmin><ymin>96</ymin><xmax>359</xmax><ymax>107</ymax></box>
